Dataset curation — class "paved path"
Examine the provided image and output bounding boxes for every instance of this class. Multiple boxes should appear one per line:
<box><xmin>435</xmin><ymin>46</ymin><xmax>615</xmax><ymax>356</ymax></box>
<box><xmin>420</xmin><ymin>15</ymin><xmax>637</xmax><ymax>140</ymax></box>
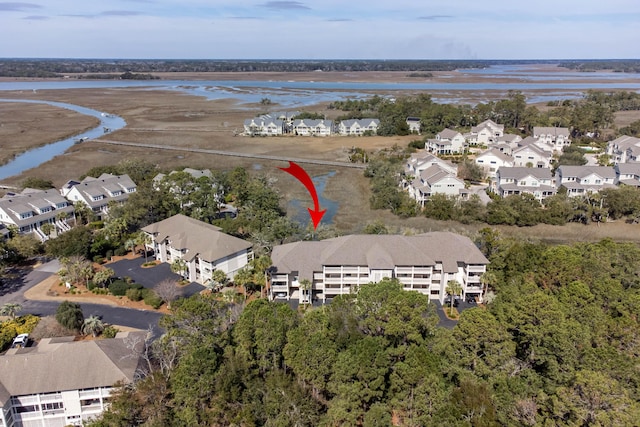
<box><xmin>95</xmin><ymin>139</ymin><xmax>367</xmax><ymax>169</ymax></box>
<box><xmin>1</xmin><ymin>260</ymin><xmax>164</xmax><ymax>331</ymax></box>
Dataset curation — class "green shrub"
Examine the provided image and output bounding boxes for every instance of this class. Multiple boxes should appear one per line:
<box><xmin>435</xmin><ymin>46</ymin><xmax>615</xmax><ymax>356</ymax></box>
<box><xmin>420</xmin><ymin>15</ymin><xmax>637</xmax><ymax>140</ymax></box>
<box><xmin>55</xmin><ymin>301</ymin><xmax>84</xmax><ymax>331</ymax></box>
<box><xmin>87</xmin><ymin>280</ymin><xmax>96</xmax><ymax>291</ymax></box>
<box><xmin>102</xmin><ymin>326</ymin><xmax>119</xmax><ymax>338</ymax></box>
<box><xmin>142</xmin><ymin>288</ymin><xmax>163</xmax><ymax>309</ymax></box>
<box><xmin>89</xmin><ymin>221</ymin><xmax>104</xmax><ymax>230</ymax></box>
<box><xmin>126</xmin><ymin>288</ymin><xmax>143</xmax><ymax>302</ymax></box>
<box><xmin>114</xmin><ymin>247</ymin><xmax>127</xmax><ymax>257</ymax></box>
<box><xmin>106</xmin><ymin>250</ymin><xmax>113</xmax><ymax>260</ymax></box>
<box><xmin>93</xmin><ymin>256</ymin><xmax>104</xmax><ymax>264</ymax></box>
<box><xmin>109</xmin><ymin>279</ymin><xmax>129</xmax><ymax>296</ymax></box>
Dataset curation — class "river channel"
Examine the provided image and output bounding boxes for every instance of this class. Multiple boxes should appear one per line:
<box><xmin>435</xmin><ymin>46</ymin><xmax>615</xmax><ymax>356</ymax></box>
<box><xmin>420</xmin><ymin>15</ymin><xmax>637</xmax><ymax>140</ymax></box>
<box><xmin>0</xmin><ymin>99</ymin><xmax>126</xmax><ymax>181</ymax></box>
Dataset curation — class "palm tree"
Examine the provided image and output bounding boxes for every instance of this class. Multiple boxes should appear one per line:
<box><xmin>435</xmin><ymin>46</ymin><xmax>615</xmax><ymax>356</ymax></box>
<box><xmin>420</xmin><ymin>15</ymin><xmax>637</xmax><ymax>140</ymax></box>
<box><xmin>0</xmin><ymin>303</ymin><xmax>22</xmax><ymax>319</ymax></box>
<box><xmin>82</xmin><ymin>315</ymin><xmax>105</xmax><ymax>337</ymax></box>
<box><xmin>73</xmin><ymin>203</ymin><xmax>92</xmax><ymax>226</ymax></box>
<box><xmin>480</xmin><ymin>271</ymin><xmax>497</xmax><ymax>303</ymax></box>
<box><xmin>446</xmin><ymin>280</ymin><xmax>463</xmax><ymax>313</ymax></box>
<box><xmin>79</xmin><ymin>264</ymin><xmax>94</xmax><ymax>288</ymax></box>
<box><xmin>251</xmin><ymin>255</ymin><xmax>272</xmax><ymax>298</ymax></box>
<box><xmin>93</xmin><ymin>267</ymin><xmax>114</xmax><ymax>288</ymax></box>
<box><xmin>211</xmin><ymin>269</ymin><xmax>228</xmax><ymax>291</ymax></box>
<box><xmin>233</xmin><ymin>266</ymin><xmax>254</xmax><ymax>300</ymax></box>
<box><xmin>124</xmin><ymin>238</ymin><xmax>136</xmax><ymax>256</ymax></box>
<box><xmin>299</xmin><ymin>278</ymin><xmax>312</xmax><ymax>304</ymax></box>
<box><xmin>40</xmin><ymin>223</ymin><xmax>54</xmax><ymax>238</ymax></box>
<box><xmin>135</xmin><ymin>231</ymin><xmax>152</xmax><ymax>264</ymax></box>
<box><xmin>170</xmin><ymin>258</ymin><xmax>188</xmax><ymax>279</ymax></box>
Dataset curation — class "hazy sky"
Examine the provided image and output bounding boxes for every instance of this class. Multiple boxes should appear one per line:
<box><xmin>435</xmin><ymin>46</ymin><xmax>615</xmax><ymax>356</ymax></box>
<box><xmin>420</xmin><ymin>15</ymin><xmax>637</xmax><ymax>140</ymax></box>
<box><xmin>1</xmin><ymin>0</ymin><xmax>639</xmax><ymax>59</ymax></box>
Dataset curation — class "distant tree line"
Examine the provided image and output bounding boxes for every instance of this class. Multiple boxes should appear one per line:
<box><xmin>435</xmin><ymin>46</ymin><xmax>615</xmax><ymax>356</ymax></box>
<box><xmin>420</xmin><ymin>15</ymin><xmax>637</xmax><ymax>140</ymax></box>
<box><xmin>0</xmin><ymin>59</ymin><xmax>574</xmax><ymax>77</ymax></box>
<box><xmin>559</xmin><ymin>60</ymin><xmax>640</xmax><ymax>73</ymax></box>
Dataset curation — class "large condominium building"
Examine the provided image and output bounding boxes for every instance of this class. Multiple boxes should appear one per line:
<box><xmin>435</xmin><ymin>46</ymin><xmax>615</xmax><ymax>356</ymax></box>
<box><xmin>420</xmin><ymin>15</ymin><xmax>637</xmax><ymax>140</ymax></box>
<box><xmin>270</xmin><ymin>232</ymin><xmax>488</xmax><ymax>304</ymax></box>
<box><xmin>0</xmin><ymin>332</ymin><xmax>144</xmax><ymax>427</ymax></box>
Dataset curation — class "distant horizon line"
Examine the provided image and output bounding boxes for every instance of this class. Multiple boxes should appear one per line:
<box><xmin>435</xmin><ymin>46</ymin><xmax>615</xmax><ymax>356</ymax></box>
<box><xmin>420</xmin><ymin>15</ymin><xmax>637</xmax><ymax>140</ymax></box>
<box><xmin>1</xmin><ymin>58</ymin><xmax>639</xmax><ymax>62</ymax></box>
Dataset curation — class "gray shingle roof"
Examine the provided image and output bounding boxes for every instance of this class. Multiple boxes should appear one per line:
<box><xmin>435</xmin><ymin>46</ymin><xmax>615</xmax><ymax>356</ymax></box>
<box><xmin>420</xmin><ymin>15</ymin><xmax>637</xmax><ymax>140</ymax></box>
<box><xmin>557</xmin><ymin>165</ymin><xmax>617</xmax><ymax>180</ymax></box>
<box><xmin>497</xmin><ymin>167</ymin><xmax>552</xmax><ymax>180</ymax></box>
<box><xmin>142</xmin><ymin>214</ymin><xmax>252</xmax><ymax>263</ymax></box>
<box><xmin>0</xmin><ymin>332</ymin><xmax>145</xmax><ymax>405</ymax></box>
<box><xmin>271</xmin><ymin>232</ymin><xmax>488</xmax><ymax>280</ymax></box>
<box><xmin>533</xmin><ymin>126</ymin><xmax>570</xmax><ymax>137</ymax></box>
<box><xmin>437</xmin><ymin>128</ymin><xmax>460</xmax><ymax>140</ymax></box>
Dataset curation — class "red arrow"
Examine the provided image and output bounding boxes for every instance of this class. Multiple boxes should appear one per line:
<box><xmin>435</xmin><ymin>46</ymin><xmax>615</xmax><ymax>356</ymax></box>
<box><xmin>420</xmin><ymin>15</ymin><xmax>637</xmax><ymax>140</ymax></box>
<box><xmin>279</xmin><ymin>161</ymin><xmax>326</xmax><ymax>229</ymax></box>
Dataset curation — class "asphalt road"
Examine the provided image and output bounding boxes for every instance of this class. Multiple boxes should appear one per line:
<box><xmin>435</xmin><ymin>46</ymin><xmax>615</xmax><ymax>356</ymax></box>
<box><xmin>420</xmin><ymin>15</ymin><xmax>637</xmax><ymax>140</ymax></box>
<box><xmin>1</xmin><ymin>259</ymin><xmax>164</xmax><ymax>332</ymax></box>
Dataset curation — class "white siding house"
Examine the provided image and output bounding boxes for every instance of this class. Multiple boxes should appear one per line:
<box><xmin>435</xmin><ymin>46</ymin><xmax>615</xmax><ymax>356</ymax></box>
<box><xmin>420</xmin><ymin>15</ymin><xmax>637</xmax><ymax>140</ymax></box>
<box><xmin>495</xmin><ymin>167</ymin><xmax>556</xmax><ymax>202</ymax></box>
<box><xmin>475</xmin><ymin>148</ymin><xmax>514</xmax><ymax>178</ymax></box>
<box><xmin>338</xmin><ymin>118</ymin><xmax>380</xmax><ymax>135</ymax></box>
<box><xmin>425</xmin><ymin>129</ymin><xmax>467</xmax><ymax>154</ymax></box>
<box><xmin>61</xmin><ymin>174</ymin><xmax>137</xmax><ymax>219</ymax></box>
<box><xmin>0</xmin><ymin>189</ymin><xmax>74</xmax><ymax>240</ymax></box>
<box><xmin>533</xmin><ymin>126</ymin><xmax>571</xmax><ymax>152</ymax></box>
<box><xmin>556</xmin><ymin>166</ymin><xmax>617</xmax><ymax>197</ymax></box>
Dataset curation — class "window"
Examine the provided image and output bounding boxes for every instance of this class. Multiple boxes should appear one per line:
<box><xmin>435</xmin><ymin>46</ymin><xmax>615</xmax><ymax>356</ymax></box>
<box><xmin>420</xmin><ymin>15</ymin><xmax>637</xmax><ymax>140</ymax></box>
<box><xmin>43</xmin><ymin>402</ymin><xmax>63</xmax><ymax>410</ymax></box>
<box><xmin>16</xmin><ymin>405</ymin><xmax>39</xmax><ymax>413</ymax></box>
<box><xmin>81</xmin><ymin>399</ymin><xmax>100</xmax><ymax>407</ymax></box>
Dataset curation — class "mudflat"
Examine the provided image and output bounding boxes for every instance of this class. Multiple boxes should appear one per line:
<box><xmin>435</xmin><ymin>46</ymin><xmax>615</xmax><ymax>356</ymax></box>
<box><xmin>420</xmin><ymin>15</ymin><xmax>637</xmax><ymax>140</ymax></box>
<box><xmin>1</xmin><ymin>69</ymin><xmax>640</xmax><ymax>240</ymax></box>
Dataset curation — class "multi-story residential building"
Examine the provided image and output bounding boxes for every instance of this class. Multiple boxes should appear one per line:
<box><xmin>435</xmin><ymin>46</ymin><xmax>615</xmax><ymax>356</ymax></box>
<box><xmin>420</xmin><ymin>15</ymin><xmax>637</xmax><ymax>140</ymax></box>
<box><xmin>406</xmin><ymin>117</ymin><xmax>421</xmax><ymax>134</ymax></box>
<box><xmin>292</xmin><ymin>119</ymin><xmax>333</xmax><ymax>136</ymax></box>
<box><xmin>61</xmin><ymin>174</ymin><xmax>137</xmax><ymax>219</ymax></box>
<box><xmin>470</xmin><ymin>119</ymin><xmax>504</xmax><ymax>145</ymax></box>
<box><xmin>555</xmin><ymin>165</ymin><xmax>617</xmax><ymax>197</ymax></box>
<box><xmin>475</xmin><ymin>148</ymin><xmax>514</xmax><ymax>178</ymax></box>
<box><xmin>494</xmin><ymin>167</ymin><xmax>556</xmax><ymax>202</ymax></box>
<box><xmin>405</xmin><ymin>151</ymin><xmax>457</xmax><ymax>177</ymax></box>
<box><xmin>615</xmin><ymin>163</ymin><xmax>640</xmax><ymax>187</ymax></box>
<box><xmin>494</xmin><ymin>133</ymin><xmax>522</xmax><ymax>147</ymax></box>
<box><xmin>142</xmin><ymin>214</ymin><xmax>252</xmax><ymax>284</ymax></box>
<box><xmin>243</xmin><ymin>117</ymin><xmax>284</xmax><ymax>136</ymax></box>
<box><xmin>270</xmin><ymin>232</ymin><xmax>489</xmax><ymax>302</ymax></box>
<box><xmin>243</xmin><ymin>111</ymin><xmax>300</xmax><ymax>136</ymax></box>
<box><xmin>0</xmin><ymin>331</ymin><xmax>144</xmax><ymax>427</ymax></box>
<box><xmin>512</xmin><ymin>143</ymin><xmax>553</xmax><ymax>168</ymax></box>
<box><xmin>0</xmin><ymin>189</ymin><xmax>74</xmax><ymax>240</ymax></box>
<box><xmin>405</xmin><ymin>165</ymin><xmax>466</xmax><ymax>207</ymax></box>
<box><xmin>607</xmin><ymin>135</ymin><xmax>640</xmax><ymax>164</ymax></box>
<box><xmin>533</xmin><ymin>126</ymin><xmax>571</xmax><ymax>152</ymax></box>
<box><xmin>425</xmin><ymin>129</ymin><xmax>467</xmax><ymax>154</ymax></box>
<box><xmin>338</xmin><ymin>118</ymin><xmax>380</xmax><ymax>135</ymax></box>
<box><xmin>270</xmin><ymin>232</ymin><xmax>489</xmax><ymax>304</ymax></box>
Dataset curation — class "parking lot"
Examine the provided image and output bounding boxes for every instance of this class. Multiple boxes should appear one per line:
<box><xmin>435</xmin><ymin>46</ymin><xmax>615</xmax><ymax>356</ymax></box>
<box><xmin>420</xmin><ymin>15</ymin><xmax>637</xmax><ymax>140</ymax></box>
<box><xmin>108</xmin><ymin>257</ymin><xmax>204</xmax><ymax>298</ymax></box>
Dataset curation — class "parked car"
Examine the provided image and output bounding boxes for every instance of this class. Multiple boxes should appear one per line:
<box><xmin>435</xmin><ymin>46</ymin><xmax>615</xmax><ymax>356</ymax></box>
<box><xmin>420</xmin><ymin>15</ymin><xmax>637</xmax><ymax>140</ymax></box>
<box><xmin>12</xmin><ymin>333</ymin><xmax>29</xmax><ymax>348</ymax></box>
<box><xmin>443</xmin><ymin>296</ymin><xmax>460</xmax><ymax>307</ymax></box>
<box><xmin>467</xmin><ymin>295</ymin><xmax>477</xmax><ymax>304</ymax></box>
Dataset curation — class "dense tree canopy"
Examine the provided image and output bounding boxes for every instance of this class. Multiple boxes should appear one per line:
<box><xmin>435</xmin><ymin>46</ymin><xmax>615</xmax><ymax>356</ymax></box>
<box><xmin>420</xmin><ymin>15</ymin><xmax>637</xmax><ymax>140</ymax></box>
<box><xmin>91</xmin><ymin>237</ymin><xmax>640</xmax><ymax>425</ymax></box>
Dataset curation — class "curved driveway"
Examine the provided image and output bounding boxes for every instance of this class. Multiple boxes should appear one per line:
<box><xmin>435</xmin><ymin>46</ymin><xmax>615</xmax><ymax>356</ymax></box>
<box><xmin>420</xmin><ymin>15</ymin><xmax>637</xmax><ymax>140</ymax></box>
<box><xmin>1</xmin><ymin>260</ymin><xmax>164</xmax><ymax>331</ymax></box>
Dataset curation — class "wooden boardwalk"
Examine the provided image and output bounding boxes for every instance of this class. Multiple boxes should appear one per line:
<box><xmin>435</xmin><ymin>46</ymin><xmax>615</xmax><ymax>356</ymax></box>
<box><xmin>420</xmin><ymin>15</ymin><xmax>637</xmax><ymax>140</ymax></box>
<box><xmin>94</xmin><ymin>139</ymin><xmax>367</xmax><ymax>169</ymax></box>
